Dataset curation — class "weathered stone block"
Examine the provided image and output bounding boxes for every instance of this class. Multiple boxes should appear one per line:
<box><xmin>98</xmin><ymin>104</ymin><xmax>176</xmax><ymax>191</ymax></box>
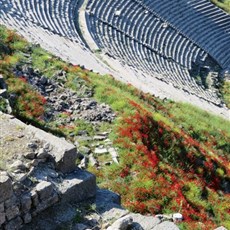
<box><xmin>58</xmin><ymin>169</ymin><xmax>96</xmax><ymax>203</ymax></box>
<box><xmin>36</xmin><ymin>181</ymin><xmax>53</xmax><ymax>201</ymax></box>
<box><xmin>0</xmin><ymin>212</ymin><xmax>5</xmax><ymax>226</ymax></box>
<box><xmin>4</xmin><ymin>216</ymin><xmax>23</xmax><ymax>230</ymax></box>
<box><xmin>0</xmin><ymin>203</ymin><xmax>4</xmax><ymax>213</ymax></box>
<box><xmin>96</xmin><ymin>189</ymin><xmax>121</xmax><ymax>206</ymax></box>
<box><xmin>4</xmin><ymin>196</ymin><xmax>18</xmax><ymax>209</ymax></box>
<box><xmin>22</xmin><ymin>212</ymin><xmax>32</xmax><ymax>224</ymax></box>
<box><xmin>20</xmin><ymin>194</ymin><xmax>32</xmax><ymax>213</ymax></box>
<box><xmin>30</xmin><ymin>190</ymin><xmax>39</xmax><ymax>207</ymax></box>
<box><xmin>0</xmin><ymin>173</ymin><xmax>13</xmax><ymax>203</ymax></box>
<box><xmin>26</xmin><ymin>125</ymin><xmax>78</xmax><ymax>173</ymax></box>
<box><xmin>107</xmin><ymin>215</ymin><xmax>133</xmax><ymax>230</ymax></box>
<box><xmin>32</xmin><ymin>193</ymin><xmax>59</xmax><ymax>216</ymax></box>
<box><xmin>5</xmin><ymin>205</ymin><xmax>19</xmax><ymax>221</ymax></box>
<box><xmin>130</xmin><ymin>213</ymin><xmax>160</xmax><ymax>230</ymax></box>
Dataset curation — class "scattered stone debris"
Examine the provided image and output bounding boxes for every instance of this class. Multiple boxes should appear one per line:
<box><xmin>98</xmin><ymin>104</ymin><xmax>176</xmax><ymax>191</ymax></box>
<box><xmin>20</xmin><ymin>189</ymin><xmax>182</xmax><ymax>230</ymax></box>
<box><xmin>155</xmin><ymin>213</ymin><xmax>183</xmax><ymax>223</ymax></box>
<box><xmin>12</xmin><ymin>65</ymin><xmax>116</xmax><ymax>124</ymax></box>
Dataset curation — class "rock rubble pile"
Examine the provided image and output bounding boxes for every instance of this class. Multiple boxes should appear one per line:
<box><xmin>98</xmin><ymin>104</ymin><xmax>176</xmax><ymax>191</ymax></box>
<box><xmin>13</xmin><ymin>65</ymin><xmax>116</xmax><ymax>123</ymax></box>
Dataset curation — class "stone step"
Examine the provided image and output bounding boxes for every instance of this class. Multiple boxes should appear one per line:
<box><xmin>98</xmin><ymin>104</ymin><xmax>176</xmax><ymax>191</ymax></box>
<box><xmin>57</xmin><ymin>169</ymin><xmax>96</xmax><ymax>203</ymax></box>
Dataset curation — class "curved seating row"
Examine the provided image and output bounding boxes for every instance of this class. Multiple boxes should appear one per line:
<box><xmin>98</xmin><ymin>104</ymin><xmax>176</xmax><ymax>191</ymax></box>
<box><xmin>141</xmin><ymin>0</ymin><xmax>230</xmax><ymax>68</ymax></box>
<box><xmin>1</xmin><ymin>0</ymin><xmax>85</xmax><ymax>47</ymax></box>
<box><xmin>86</xmin><ymin>0</ymin><xmax>226</xmax><ymax>104</ymax></box>
<box><xmin>0</xmin><ymin>0</ymin><xmax>227</xmax><ymax>105</ymax></box>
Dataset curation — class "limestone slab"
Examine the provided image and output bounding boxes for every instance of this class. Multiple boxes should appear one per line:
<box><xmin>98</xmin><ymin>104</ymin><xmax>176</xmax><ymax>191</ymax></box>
<box><xmin>58</xmin><ymin>169</ymin><xmax>96</xmax><ymax>203</ymax></box>
<box><xmin>26</xmin><ymin>125</ymin><xmax>78</xmax><ymax>173</ymax></box>
<box><xmin>130</xmin><ymin>213</ymin><xmax>160</xmax><ymax>230</ymax></box>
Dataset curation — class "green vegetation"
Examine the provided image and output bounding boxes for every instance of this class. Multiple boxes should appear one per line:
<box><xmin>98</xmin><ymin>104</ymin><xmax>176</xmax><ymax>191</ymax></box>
<box><xmin>0</xmin><ymin>25</ymin><xmax>229</xmax><ymax>230</ymax></box>
<box><xmin>221</xmin><ymin>80</ymin><xmax>230</xmax><ymax>108</ymax></box>
<box><xmin>211</xmin><ymin>0</ymin><xmax>230</xmax><ymax>13</ymax></box>
<box><xmin>0</xmin><ymin>97</ymin><xmax>8</xmax><ymax>113</ymax></box>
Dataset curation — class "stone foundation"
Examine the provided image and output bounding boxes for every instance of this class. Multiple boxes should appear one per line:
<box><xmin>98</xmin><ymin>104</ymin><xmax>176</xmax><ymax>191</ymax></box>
<box><xmin>0</xmin><ymin>113</ymin><xmax>96</xmax><ymax>230</ymax></box>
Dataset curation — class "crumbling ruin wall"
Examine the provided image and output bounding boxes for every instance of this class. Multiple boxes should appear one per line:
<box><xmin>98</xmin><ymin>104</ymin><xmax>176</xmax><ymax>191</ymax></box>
<box><xmin>0</xmin><ymin>112</ymin><xmax>96</xmax><ymax>230</ymax></box>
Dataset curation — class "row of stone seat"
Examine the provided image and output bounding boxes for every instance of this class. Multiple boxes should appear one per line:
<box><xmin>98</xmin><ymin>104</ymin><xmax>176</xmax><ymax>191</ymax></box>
<box><xmin>86</xmin><ymin>0</ymin><xmax>221</xmax><ymax>104</ymax></box>
<box><xmin>142</xmin><ymin>0</ymin><xmax>230</xmax><ymax>69</ymax></box>
<box><xmin>1</xmin><ymin>0</ymin><xmax>85</xmax><ymax>46</ymax></box>
<box><xmin>89</xmin><ymin>0</ymin><xmax>207</xmax><ymax>70</ymax></box>
<box><xmin>89</xmin><ymin>16</ymin><xmax>220</xmax><ymax>104</ymax></box>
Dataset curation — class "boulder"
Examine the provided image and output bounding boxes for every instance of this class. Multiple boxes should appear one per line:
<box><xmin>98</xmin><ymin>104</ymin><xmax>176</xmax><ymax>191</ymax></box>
<box><xmin>130</xmin><ymin>213</ymin><xmax>160</xmax><ymax>230</ymax></box>
<box><xmin>58</xmin><ymin>169</ymin><xmax>96</xmax><ymax>203</ymax></box>
<box><xmin>79</xmin><ymin>146</ymin><xmax>91</xmax><ymax>155</ymax></box>
<box><xmin>36</xmin><ymin>181</ymin><xmax>54</xmax><ymax>201</ymax></box>
<box><xmin>30</xmin><ymin>190</ymin><xmax>39</xmax><ymax>207</ymax></box>
<box><xmin>0</xmin><ymin>89</ymin><xmax>7</xmax><ymax>97</ymax></box>
<box><xmin>89</xmin><ymin>154</ymin><xmax>99</xmax><ymax>167</ymax></box>
<box><xmin>20</xmin><ymin>194</ymin><xmax>32</xmax><ymax>212</ymax></box>
<box><xmin>96</xmin><ymin>189</ymin><xmax>121</xmax><ymax>206</ymax></box>
<box><xmin>0</xmin><ymin>203</ymin><xmax>4</xmax><ymax>212</ymax></box>
<box><xmin>5</xmin><ymin>205</ymin><xmax>19</xmax><ymax>221</ymax></box>
<box><xmin>172</xmin><ymin>213</ymin><xmax>183</xmax><ymax>222</ymax></box>
<box><xmin>36</xmin><ymin>148</ymin><xmax>50</xmax><ymax>159</ymax></box>
<box><xmin>93</xmin><ymin>135</ymin><xmax>107</xmax><ymax>141</ymax></box>
<box><xmin>155</xmin><ymin>213</ymin><xmax>183</xmax><ymax>223</ymax></box>
<box><xmin>23</xmin><ymin>212</ymin><xmax>32</xmax><ymax>224</ymax></box>
<box><xmin>107</xmin><ymin>215</ymin><xmax>133</xmax><ymax>230</ymax></box>
<box><xmin>101</xmin><ymin>208</ymin><xmax>129</xmax><ymax>223</ymax></box>
<box><xmin>72</xmin><ymin>223</ymin><xmax>88</xmax><ymax>230</ymax></box>
<box><xmin>32</xmin><ymin>193</ymin><xmax>59</xmax><ymax>216</ymax></box>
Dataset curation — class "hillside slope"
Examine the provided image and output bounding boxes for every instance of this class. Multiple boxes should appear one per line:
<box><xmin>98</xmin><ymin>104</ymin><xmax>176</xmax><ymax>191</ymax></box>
<box><xmin>0</xmin><ymin>26</ymin><xmax>229</xmax><ymax>230</ymax></box>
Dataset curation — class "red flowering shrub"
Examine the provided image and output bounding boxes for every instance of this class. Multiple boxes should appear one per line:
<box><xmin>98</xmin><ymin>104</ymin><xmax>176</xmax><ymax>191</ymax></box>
<box><xmin>7</xmin><ymin>77</ymin><xmax>46</xmax><ymax>120</ymax></box>
<box><xmin>106</xmin><ymin>100</ymin><xmax>230</xmax><ymax>229</ymax></box>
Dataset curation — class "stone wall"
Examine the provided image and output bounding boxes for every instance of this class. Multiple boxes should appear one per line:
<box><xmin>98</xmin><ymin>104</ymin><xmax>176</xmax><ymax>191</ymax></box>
<box><xmin>0</xmin><ymin>174</ymin><xmax>58</xmax><ymax>229</ymax></box>
<box><xmin>0</xmin><ymin>113</ymin><xmax>96</xmax><ymax>230</ymax></box>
